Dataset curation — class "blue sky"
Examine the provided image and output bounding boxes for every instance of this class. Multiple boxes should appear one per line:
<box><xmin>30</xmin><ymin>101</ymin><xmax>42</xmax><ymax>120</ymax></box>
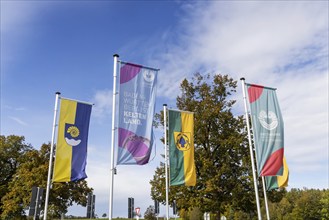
<box><xmin>1</xmin><ymin>1</ymin><xmax>328</xmax><ymax>218</ymax></box>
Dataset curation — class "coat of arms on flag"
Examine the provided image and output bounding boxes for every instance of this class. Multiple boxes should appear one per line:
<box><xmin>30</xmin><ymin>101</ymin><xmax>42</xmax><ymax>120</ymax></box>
<box><xmin>174</xmin><ymin>132</ymin><xmax>191</xmax><ymax>151</ymax></box>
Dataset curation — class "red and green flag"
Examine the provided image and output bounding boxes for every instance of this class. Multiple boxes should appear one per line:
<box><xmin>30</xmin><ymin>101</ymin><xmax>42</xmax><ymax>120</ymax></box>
<box><xmin>265</xmin><ymin>157</ymin><xmax>289</xmax><ymax>190</ymax></box>
<box><xmin>247</xmin><ymin>83</ymin><xmax>284</xmax><ymax>176</ymax></box>
<box><xmin>168</xmin><ymin>109</ymin><xmax>196</xmax><ymax>186</ymax></box>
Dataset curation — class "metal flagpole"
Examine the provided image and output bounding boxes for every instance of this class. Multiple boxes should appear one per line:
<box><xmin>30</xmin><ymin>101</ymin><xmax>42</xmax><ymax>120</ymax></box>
<box><xmin>262</xmin><ymin>176</ymin><xmax>270</xmax><ymax>219</ymax></box>
<box><xmin>251</xmin><ymin>131</ymin><xmax>270</xmax><ymax>220</ymax></box>
<box><xmin>163</xmin><ymin>104</ymin><xmax>169</xmax><ymax>220</ymax></box>
<box><xmin>250</xmin><ymin>126</ymin><xmax>270</xmax><ymax>220</ymax></box>
<box><xmin>43</xmin><ymin>92</ymin><xmax>60</xmax><ymax>220</ymax></box>
<box><xmin>109</xmin><ymin>54</ymin><xmax>119</xmax><ymax>220</ymax></box>
<box><xmin>240</xmin><ymin>78</ymin><xmax>262</xmax><ymax>220</ymax></box>
<box><xmin>248</xmin><ymin>117</ymin><xmax>270</xmax><ymax>220</ymax></box>
<box><xmin>252</xmin><ymin>137</ymin><xmax>270</xmax><ymax>220</ymax></box>
<box><xmin>247</xmin><ymin>97</ymin><xmax>270</xmax><ymax>220</ymax></box>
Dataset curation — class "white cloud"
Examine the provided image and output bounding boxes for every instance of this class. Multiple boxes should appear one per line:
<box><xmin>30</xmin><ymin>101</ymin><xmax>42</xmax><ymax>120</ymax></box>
<box><xmin>0</xmin><ymin>1</ymin><xmax>39</xmax><ymax>33</ymax></box>
<box><xmin>3</xmin><ymin>105</ymin><xmax>26</xmax><ymax>111</ymax></box>
<box><xmin>280</xmin><ymin>73</ymin><xmax>328</xmax><ymax>173</ymax></box>
<box><xmin>0</xmin><ymin>1</ymin><xmax>46</xmax><ymax>66</ymax></box>
<box><xmin>91</xmin><ymin>89</ymin><xmax>113</xmax><ymax>118</ymax></box>
<box><xmin>155</xmin><ymin>1</ymin><xmax>328</xmax><ymax>97</ymax></box>
<box><xmin>85</xmin><ymin>152</ymin><xmax>163</xmax><ymax>217</ymax></box>
<box><xmin>152</xmin><ymin>1</ymin><xmax>328</xmax><ymax>189</ymax></box>
<box><xmin>8</xmin><ymin>116</ymin><xmax>28</xmax><ymax>126</ymax></box>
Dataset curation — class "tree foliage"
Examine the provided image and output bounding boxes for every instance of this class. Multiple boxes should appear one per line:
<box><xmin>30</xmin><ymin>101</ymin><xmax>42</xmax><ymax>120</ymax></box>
<box><xmin>149</xmin><ymin>74</ymin><xmax>328</xmax><ymax>220</ymax></box>
<box><xmin>268</xmin><ymin>188</ymin><xmax>329</xmax><ymax>220</ymax></box>
<box><xmin>0</xmin><ymin>135</ymin><xmax>32</xmax><ymax>214</ymax></box>
<box><xmin>0</xmin><ymin>135</ymin><xmax>92</xmax><ymax>219</ymax></box>
<box><xmin>150</xmin><ymin>74</ymin><xmax>255</xmax><ymax>219</ymax></box>
<box><xmin>144</xmin><ymin>205</ymin><xmax>157</xmax><ymax>220</ymax></box>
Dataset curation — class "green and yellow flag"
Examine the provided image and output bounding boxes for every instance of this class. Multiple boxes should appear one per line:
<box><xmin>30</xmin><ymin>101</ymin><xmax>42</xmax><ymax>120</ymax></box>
<box><xmin>168</xmin><ymin>109</ymin><xmax>196</xmax><ymax>186</ymax></box>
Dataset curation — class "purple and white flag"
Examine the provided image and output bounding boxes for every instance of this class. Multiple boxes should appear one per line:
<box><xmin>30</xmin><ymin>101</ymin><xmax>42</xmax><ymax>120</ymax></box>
<box><xmin>117</xmin><ymin>62</ymin><xmax>158</xmax><ymax>165</ymax></box>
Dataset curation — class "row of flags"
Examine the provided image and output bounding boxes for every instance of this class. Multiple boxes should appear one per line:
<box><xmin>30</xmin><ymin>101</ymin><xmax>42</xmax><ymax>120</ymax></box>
<box><xmin>40</xmin><ymin>56</ymin><xmax>293</xmax><ymax>220</ymax></box>
<box><xmin>49</xmin><ymin>60</ymin><xmax>288</xmax><ymax>190</ymax></box>
<box><xmin>44</xmin><ymin>57</ymin><xmax>289</xmax><ymax>220</ymax></box>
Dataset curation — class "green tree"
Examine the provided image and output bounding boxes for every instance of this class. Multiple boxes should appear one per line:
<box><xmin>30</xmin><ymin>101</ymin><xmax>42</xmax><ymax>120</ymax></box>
<box><xmin>0</xmin><ymin>135</ymin><xmax>33</xmax><ymax>214</ymax></box>
<box><xmin>277</xmin><ymin>197</ymin><xmax>293</xmax><ymax>220</ymax></box>
<box><xmin>269</xmin><ymin>188</ymin><xmax>328</xmax><ymax>220</ymax></box>
<box><xmin>1</xmin><ymin>140</ymin><xmax>92</xmax><ymax>219</ymax></box>
<box><xmin>265</xmin><ymin>188</ymin><xmax>286</xmax><ymax>203</ymax></box>
<box><xmin>267</xmin><ymin>196</ymin><xmax>292</xmax><ymax>220</ymax></box>
<box><xmin>320</xmin><ymin>190</ymin><xmax>329</xmax><ymax>220</ymax></box>
<box><xmin>291</xmin><ymin>188</ymin><xmax>322</xmax><ymax>220</ymax></box>
<box><xmin>188</xmin><ymin>207</ymin><xmax>203</xmax><ymax>220</ymax></box>
<box><xmin>150</xmin><ymin>74</ymin><xmax>255</xmax><ymax>219</ymax></box>
<box><xmin>144</xmin><ymin>205</ymin><xmax>157</xmax><ymax>220</ymax></box>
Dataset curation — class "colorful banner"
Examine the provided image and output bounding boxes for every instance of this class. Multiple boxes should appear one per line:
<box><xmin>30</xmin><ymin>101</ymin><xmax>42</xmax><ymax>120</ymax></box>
<box><xmin>247</xmin><ymin>83</ymin><xmax>284</xmax><ymax>176</ymax></box>
<box><xmin>53</xmin><ymin>99</ymin><xmax>92</xmax><ymax>182</ymax></box>
<box><xmin>117</xmin><ymin>62</ymin><xmax>158</xmax><ymax>165</ymax></box>
<box><xmin>169</xmin><ymin>109</ymin><xmax>196</xmax><ymax>186</ymax></box>
<box><xmin>265</xmin><ymin>157</ymin><xmax>289</xmax><ymax>190</ymax></box>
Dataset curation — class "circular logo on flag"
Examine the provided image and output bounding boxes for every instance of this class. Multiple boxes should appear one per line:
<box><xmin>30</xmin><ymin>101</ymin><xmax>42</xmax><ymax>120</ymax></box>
<box><xmin>143</xmin><ymin>70</ymin><xmax>155</xmax><ymax>83</ymax></box>
<box><xmin>175</xmin><ymin>132</ymin><xmax>191</xmax><ymax>151</ymax></box>
<box><xmin>65</xmin><ymin>124</ymin><xmax>81</xmax><ymax>146</ymax></box>
<box><xmin>258</xmin><ymin>110</ymin><xmax>278</xmax><ymax>130</ymax></box>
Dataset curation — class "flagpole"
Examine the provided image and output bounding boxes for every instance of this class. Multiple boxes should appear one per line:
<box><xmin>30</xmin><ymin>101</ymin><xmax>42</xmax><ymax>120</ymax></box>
<box><xmin>251</xmin><ymin>137</ymin><xmax>270</xmax><ymax>219</ymax></box>
<box><xmin>109</xmin><ymin>54</ymin><xmax>119</xmax><ymax>220</ymax></box>
<box><xmin>163</xmin><ymin>104</ymin><xmax>169</xmax><ymax>220</ymax></box>
<box><xmin>43</xmin><ymin>92</ymin><xmax>60</xmax><ymax>220</ymax></box>
<box><xmin>252</xmin><ymin>133</ymin><xmax>270</xmax><ymax>220</ymax></box>
<box><xmin>246</xmin><ymin>95</ymin><xmax>270</xmax><ymax>220</ymax></box>
<box><xmin>262</xmin><ymin>176</ymin><xmax>270</xmax><ymax>220</ymax></box>
<box><xmin>240</xmin><ymin>78</ymin><xmax>262</xmax><ymax>220</ymax></box>
<box><xmin>249</xmin><ymin>118</ymin><xmax>270</xmax><ymax>220</ymax></box>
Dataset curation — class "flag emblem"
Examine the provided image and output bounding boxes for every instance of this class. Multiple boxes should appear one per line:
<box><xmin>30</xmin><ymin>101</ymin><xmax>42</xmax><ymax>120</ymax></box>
<box><xmin>174</xmin><ymin>132</ymin><xmax>191</xmax><ymax>151</ymax></box>
<box><xmin>258</xmin><ymin>110</ymin><xmax>278</xmax><ymax>130</ymax></box>
<box><xmin>143</xmin><ymin>69</ymin><xmax>155</xmax><ymax>83</ymax></box>
<box><xmin>65</xmin><ymin>124</ymin><xmax>81</xmax><ymax>146</ymax></box>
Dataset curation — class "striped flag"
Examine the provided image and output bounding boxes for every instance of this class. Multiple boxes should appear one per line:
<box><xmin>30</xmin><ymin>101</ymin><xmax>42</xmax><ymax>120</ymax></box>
<box><xmin>247</xmin><ymin>83</ymin><xmax>284</xmax><ymax>176</ymax></box>
<box><xmin>53</xmin><ymin>98</ymin><xmax>92</xmax><ymax>182</ymax></box>
<box><xmin>169</xmin><ymin>109</ymin><xmax>196</xmax><ymax>186</ymax></box>
<box><xmin>265</xmin><ymin>157</ymin><xmax>289</xmax><ymax>190</ymax></box>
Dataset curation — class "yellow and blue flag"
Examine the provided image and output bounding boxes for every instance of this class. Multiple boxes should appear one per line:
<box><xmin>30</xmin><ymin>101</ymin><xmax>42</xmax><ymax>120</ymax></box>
<box><xmin>53</xmin><ymin>98</ymin><xmax>92</xmax><ymax>182</ymax></box>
